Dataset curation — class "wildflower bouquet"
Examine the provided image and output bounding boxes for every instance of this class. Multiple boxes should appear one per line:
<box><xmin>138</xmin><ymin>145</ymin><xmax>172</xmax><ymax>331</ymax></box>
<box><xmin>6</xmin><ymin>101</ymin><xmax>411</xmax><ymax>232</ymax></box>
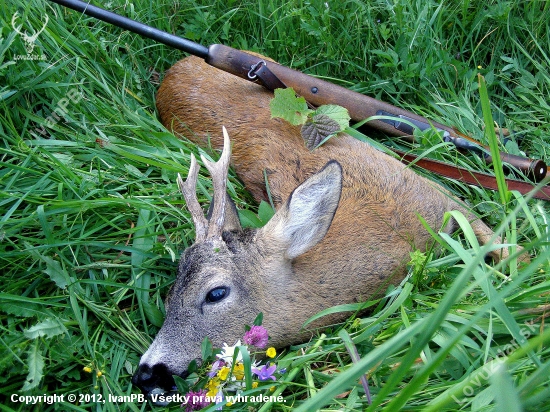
<box><xmin>177</xmin><ymin>315</ymin><xmax>286</xmax><ymax>411</ymax></box>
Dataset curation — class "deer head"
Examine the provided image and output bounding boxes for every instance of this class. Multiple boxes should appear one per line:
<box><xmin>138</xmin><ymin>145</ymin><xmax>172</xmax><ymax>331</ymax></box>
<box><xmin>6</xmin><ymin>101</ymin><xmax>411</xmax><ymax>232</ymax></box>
<box><xmin>132</xmin><ymin>127</ymin><xmax>343</xmax><ymax>396</ymax></box>
<box><xmin>12</xmin><ymin>11</ymin><xmax>49</xmax><ymax>54</ymax></box>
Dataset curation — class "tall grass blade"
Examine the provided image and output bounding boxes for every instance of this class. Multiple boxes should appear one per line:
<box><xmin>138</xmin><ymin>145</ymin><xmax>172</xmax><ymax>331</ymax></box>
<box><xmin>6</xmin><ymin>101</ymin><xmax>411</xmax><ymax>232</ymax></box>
<box><xmin>478</xmin><ymin>74</ymin><xmax>510</xmax><ymax>205</ymax></box>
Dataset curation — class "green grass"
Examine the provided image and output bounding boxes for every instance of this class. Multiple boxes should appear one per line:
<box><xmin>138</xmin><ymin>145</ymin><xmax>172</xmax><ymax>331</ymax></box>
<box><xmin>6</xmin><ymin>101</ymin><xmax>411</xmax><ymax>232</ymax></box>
<box><xmin>1</xmin><ymin>0</ymin><xmax>550</xmax><ymax>411</ymax></box>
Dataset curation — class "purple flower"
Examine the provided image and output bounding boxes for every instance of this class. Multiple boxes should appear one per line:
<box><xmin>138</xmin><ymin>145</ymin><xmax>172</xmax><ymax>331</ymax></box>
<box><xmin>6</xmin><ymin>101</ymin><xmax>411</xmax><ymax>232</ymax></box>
<box><xmin>208</xmin><ymin>359</ymin><xmax>225</xmax><ymax>378</ymax></box>
<box><xmin>184</xmin><ymin>389</ymin><xmax>210</xmax><ymax>412</ymax></box>
<box><xmin>243</xmin><ymin>325</ymin><xmax>269</xmax><ymax>349</ymax></box>
<box><xmin>252</xmin><ymin>363</ymin><xmax>277</xmax><ymax>381</ymax></box>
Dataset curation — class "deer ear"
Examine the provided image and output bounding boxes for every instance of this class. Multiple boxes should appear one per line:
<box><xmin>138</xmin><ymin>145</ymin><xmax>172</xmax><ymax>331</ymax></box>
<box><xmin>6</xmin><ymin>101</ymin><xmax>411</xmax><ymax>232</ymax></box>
<box><xmin>259</xmin><ymin>161</ymin><xmax>342</xmax><ymax>260</ymax></box>
<box><xmin>207</xmin><ymin>192</ymin><xmax>243</xmax><ymax>233</ymax></box>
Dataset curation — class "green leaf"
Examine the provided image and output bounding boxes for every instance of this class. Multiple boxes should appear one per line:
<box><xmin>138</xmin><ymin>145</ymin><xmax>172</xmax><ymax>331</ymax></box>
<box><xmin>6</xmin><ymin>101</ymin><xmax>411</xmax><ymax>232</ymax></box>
<box><xmin>173</xmin><ymin>375</ymin><xmax>190</xmax><ymax>395</ymax></box>
<box><xmin>142</xmin><ymin>302</ymin><xmax>165</xmax><ymax>328</ymax></box>
<box><xmin>236</xmin><ymin>346</ymin><xmax>253</xmax><ymax>391</ymax></box>
<box><xmin>187</xmin><ymin>359</ymin><xmax>198</xmax><ymax>374</ymax></box>
<box><xmin>472</xmin><ymin>387</ymin><xmax>495</xmax><ymax>410</ymax></box>
<box><xmin>253</xmin><ymin>312</ymin><xmax>264</xmax><ymax>326</ymax></box>
<box><xmin>258</xmin><ymin>201</ymin><xmax>275</xmax><ymax>223</ymax></box>
<box><xmin>201</xmin><ymin>337</ymin><xmax>213</xmax><ymax>360</ymax></box>
<box><xmin>27</xmin><ymin>248</ymin><xmax>72</xmax><ymax>290</ymax></box>
<box><xmin>23</xmin><ymin>318</ymin><xmax>68</xmax><ymax>339</ymax></box>
<box><xmin>303</xmin><ymin>300</ymin><xmax>379</xmax><ymax>329</ymax></box>
<box><xmin>43</xmin><ymin>257</ymin><xmax>70</xmax><ymax>290</ymax></box>
<box><xmin>270</xmin><ymin>88</ymin><xmax>313</xmax><ymax>126</ymax></box>
<box><xmin>22</xmin><ymin>342</ymin><xmax>44</xmax><ymax>391</ymax></box>
<box><xmin>0</xmin><ymin>300</ymin><xmax>41</xmax><ymax>318</ymax></box>
<box><xmin>491</xmin><ymin>363</ymin><xmax>523</xmax><ymax>412</ymax></box>
<box><xmin>238</xmin><ymin>209</ymin><xmax>263</xmax><ymax>228</ymax></box>
<box><xmin>478</xmin><ymin>74</ymin><xmax>510</xmax><ymax>205</ymax></box>
<box><xmin>238</xmin><ymin>201</ymin><xmax>275</xmax><ymax>229</ymax></box>
<box><xmin>314</xmin><ymin>104</ymin><xmax>350</xmax><ymax>130</ymax></box>
<box><xmin>301</xmin><ymin>114</ymin><xmax>341</xmax><ymax>150</ymax></box>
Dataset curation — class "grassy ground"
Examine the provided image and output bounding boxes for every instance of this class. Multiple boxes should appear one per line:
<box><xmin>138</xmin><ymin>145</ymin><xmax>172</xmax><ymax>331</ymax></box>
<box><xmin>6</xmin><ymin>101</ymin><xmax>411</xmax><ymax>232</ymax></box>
<box><xmin>1</xmin><ymin>0</ymin><xmax>549</xmax><ymax>411</ymax></box>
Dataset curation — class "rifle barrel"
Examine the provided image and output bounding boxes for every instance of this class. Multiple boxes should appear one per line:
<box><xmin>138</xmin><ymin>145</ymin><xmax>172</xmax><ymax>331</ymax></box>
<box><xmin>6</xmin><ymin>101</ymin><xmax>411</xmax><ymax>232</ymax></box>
<box><xmin>49</xmin><ymin>0</ymin><xmax>209</xmax><ymax>58</ymax></box>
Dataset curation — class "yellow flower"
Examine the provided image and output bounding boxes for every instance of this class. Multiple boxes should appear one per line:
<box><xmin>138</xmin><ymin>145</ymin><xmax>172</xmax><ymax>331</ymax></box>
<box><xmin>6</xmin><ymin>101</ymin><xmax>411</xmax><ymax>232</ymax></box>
<box><xmin>96</xmin><ymin>371</ymin><xmax>103</xmax><ymax>378</ymax></box>
<box><xmin>252</xmin><ymin>381</ymin><xmax>259</xmax><ymax>389</ymax></box>
<box><xmin>206</xmin><ymin>377</ymin><xmax>221</xmax><ymax>398</ymax></box>
<box><xmin>217</xmin><ymin>366</ymin><xmax>230</xmax><ymax>381</ymax></box>
<box><xmin>226</xmin><ymin>402</ymin><xmax>234</xmax><ymax>407</ymax></box>
<box><xmin>83</xmin><ymin>366</ymin><xmax>92</xmax><ymax>373</ymax></box>
<box><xmin>233</xmin><ymin>362</ymin><xmax>245</xmax><ymax>380</ymax></box>
<box><xmin>266</xmin><ymin>347</ymin><xmax>276</xmax><ymax>358</ymax></box>
<box><xmin>477</xmin><ymin>65</ymin><xmax>483</xmax><ymax>69</ymax></box>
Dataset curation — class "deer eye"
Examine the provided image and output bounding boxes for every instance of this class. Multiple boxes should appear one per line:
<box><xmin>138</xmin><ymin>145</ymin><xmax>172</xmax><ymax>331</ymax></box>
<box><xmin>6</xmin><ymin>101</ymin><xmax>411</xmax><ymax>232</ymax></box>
<box><xmin>205</xmin><ymin>287</ymin><xmax>229</xmax><ymax>303</ymax></box>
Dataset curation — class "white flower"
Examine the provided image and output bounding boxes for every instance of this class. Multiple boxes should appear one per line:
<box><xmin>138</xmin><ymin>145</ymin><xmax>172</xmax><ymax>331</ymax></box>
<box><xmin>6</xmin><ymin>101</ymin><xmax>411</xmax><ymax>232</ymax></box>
<box><xmin>216</xmin><ymin>340</ymin><xmax>242</xmax><ymax>364</ymax></box>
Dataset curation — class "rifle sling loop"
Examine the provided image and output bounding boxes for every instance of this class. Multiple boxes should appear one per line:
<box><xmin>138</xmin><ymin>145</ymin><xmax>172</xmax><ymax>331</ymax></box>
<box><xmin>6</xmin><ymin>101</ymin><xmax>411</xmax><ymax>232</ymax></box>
<box><xmin>248</xmin><ymin>60</ymin><xmax>287</xmax><ymax>90</ymax></box>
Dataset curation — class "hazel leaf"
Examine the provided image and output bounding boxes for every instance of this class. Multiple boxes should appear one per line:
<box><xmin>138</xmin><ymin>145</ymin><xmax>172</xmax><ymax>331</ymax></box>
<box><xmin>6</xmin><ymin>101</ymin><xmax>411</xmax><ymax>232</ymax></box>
<box><xmin>301</xmin><ymin>114</ymin><xmax>341</xmax><ymax>150</ymax></box>
<box><xmin>270</xmin><ymin>88</ymin><xmax>313</xmax><ymax>126</ymax></box>
<box><xmin>314</xmin><ymin>104</ymin><xmax>351</xmax><ymax>130</ymax></box>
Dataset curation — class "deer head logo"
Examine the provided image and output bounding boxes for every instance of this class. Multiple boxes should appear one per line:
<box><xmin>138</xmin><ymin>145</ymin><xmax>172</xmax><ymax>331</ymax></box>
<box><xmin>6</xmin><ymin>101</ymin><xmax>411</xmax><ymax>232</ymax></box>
<box><xmin>11</xmin><ymin>11</ymin><xmax>49</xmax><ymax>55</ymax></box>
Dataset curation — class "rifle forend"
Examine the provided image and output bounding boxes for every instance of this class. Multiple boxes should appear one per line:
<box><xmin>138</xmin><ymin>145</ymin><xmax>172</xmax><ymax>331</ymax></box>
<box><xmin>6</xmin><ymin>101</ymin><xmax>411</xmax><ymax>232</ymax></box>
<box><xmin>206</xmin><ymin>44</ymin><xmax>547</xmax><ymax>182</ymax></box>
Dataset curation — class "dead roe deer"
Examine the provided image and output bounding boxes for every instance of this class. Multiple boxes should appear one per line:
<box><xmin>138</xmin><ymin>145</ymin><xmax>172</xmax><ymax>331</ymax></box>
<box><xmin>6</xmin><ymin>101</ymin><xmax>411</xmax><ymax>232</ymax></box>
<box><xmin>132</xmin><ymin>54</ymin><xmax>516</xmax><ymax>395</ymax></box>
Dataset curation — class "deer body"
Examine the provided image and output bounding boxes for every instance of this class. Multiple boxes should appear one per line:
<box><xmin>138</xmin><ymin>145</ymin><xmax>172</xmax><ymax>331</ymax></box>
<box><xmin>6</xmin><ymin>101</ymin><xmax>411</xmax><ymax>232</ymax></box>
<box><xmin>133</xmin><ymin>55</ymin><xmax>503</xmax><ymax>395</ymax></box>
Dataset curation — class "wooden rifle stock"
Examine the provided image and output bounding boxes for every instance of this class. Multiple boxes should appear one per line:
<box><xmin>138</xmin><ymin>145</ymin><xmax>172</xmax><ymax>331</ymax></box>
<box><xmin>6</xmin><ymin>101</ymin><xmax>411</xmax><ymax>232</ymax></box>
<box><xmin>49</xmin><ymin>0</ymin><xmax>548</xmax><ymax>184</ymax></box>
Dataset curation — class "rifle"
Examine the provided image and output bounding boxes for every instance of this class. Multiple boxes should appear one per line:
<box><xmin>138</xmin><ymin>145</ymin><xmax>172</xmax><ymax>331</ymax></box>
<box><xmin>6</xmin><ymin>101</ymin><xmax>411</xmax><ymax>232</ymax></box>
<box><xmin>48</xmin><ymin>0</ymin><xmax>550</xmax><ymax>200</ymax></box>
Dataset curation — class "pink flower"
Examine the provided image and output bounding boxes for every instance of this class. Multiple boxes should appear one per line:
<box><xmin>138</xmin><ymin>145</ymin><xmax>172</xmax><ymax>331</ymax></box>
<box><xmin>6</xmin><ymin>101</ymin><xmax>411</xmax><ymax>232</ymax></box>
<box><xmin>184</xmin><ymin>389</ymin><xmax>210</xmax><ymax>411</ymax></box>
<box><xmin>243</xmin><ymin>325</ymin><xmax>269</xmax><ymax>349</ymax></box>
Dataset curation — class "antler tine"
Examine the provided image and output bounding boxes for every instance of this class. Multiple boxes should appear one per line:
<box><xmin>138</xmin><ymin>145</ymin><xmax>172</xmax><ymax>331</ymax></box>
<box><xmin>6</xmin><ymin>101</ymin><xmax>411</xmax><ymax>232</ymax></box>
<box><xmin>11</xmin><ymin>13</ymin><xmax>24</xmax><ymax>36</ymax></box>
<box><xmin>177</xmin><ymin>154</ymin><xmax>208</xmax><ymax>243</ymax></box>
<box><xmin>33</xmin><ymin>15</ymin><xmax>49</xmax><ymax>38</ymax></box>
<box><xmin>200</xmin><ymin>126</ymin><xmax>231</xmax><ymax>240</ymax></box>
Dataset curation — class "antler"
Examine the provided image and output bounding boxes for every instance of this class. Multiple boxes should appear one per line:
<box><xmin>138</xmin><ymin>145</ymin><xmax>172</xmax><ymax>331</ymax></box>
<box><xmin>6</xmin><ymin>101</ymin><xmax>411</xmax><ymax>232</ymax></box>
<box><xmin>11</xmin><ymin>12</ymin><xmax>24</xmax><ymax>36</ymax></box>
<box><xmin>177</xmin><ymin>154</ymin><xmax>208</xmax><ymax>243</ymax></box>
<box><xmin>177</xmin><ymin>127</ymin><xmax>232</xmax><ymax>242</ymax></box>
<box><xmin>11</xmin><ymin>12</ymin><xmax>48</xmax><ymax>40</ymax></box>
<box><xmin>201</xmin><ymin>126</ymin><xmax>231</xmax><ymax>240</ymax></box>
<box><xmin>31</xmin><ymin>14</ymin><xmax>49</xmax><ymax>41</ymax></box>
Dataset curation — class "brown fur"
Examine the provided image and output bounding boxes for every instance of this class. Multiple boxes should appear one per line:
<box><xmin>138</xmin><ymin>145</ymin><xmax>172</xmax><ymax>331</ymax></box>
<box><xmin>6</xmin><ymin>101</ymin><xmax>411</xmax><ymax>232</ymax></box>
<box><xmin>156</xmin><ymin>55</ymin><xmax>501</xmax><ymax>270</ymax></box>
<box><xmin>132</xmin><ymin>54</ymin><xmax>512</xmax><ymax>395</ymax></box>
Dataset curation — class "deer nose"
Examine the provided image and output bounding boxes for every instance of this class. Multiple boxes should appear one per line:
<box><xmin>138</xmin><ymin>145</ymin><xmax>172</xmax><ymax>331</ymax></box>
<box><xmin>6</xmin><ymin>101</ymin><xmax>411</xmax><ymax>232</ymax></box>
<box><xmin>132</xmin><ymin>363</ymin><xmax>176</xmax><ymax>395</ymax></box>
